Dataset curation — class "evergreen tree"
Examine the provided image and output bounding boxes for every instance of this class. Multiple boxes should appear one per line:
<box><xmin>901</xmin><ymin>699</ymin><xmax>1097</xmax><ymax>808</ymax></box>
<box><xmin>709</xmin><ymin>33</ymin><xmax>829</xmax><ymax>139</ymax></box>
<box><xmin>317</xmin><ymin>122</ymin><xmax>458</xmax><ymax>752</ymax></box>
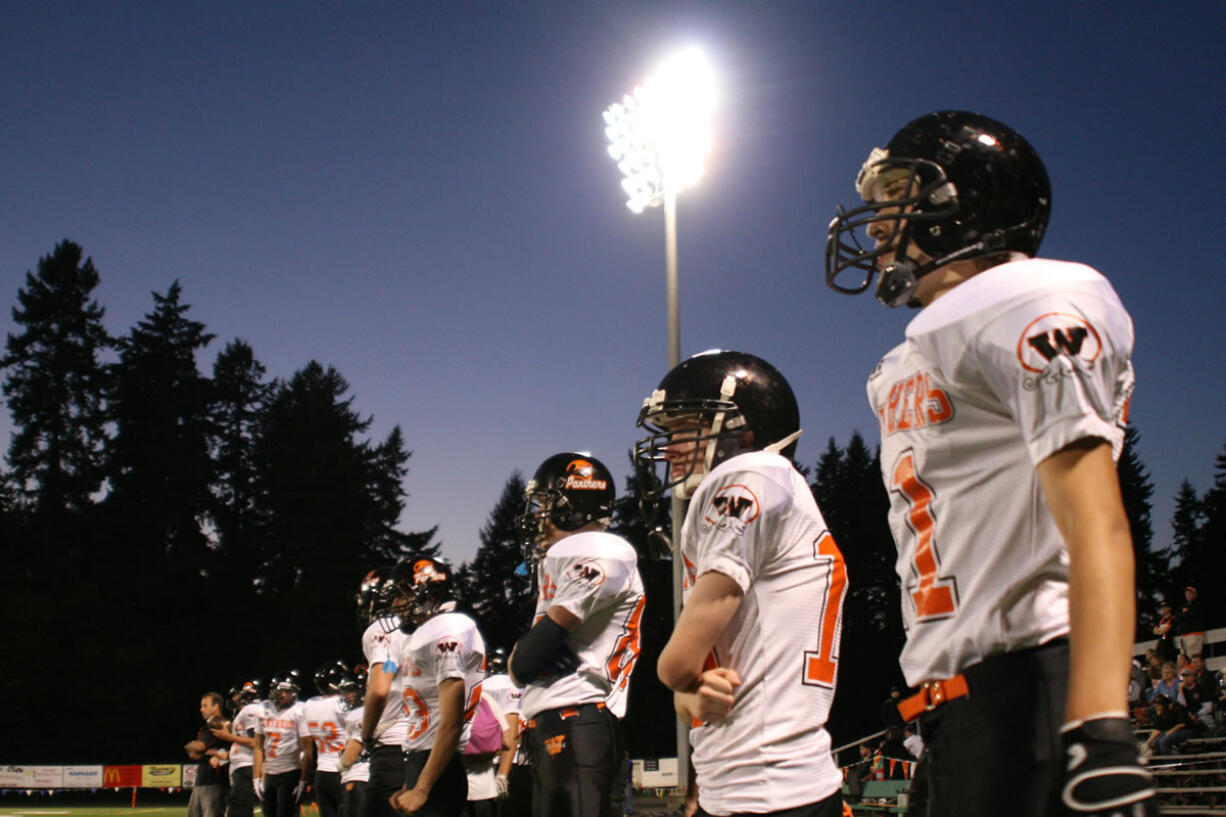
<box><xmin>1</xmin><ymin>240</ymin><xmax>110</xmax><ymax>524</ymax></box>
<box><xmin>106</xmin><ymin>281</ymin><xmax>216</xmax><ymax>571</ymax></box>
<box><xmin>460</xmin><ymin>472</ymin><xmax>533</xmax><ymax>652</ymax></box>
<box><xmin>207</xmin><ymin>339</ymin><xmax>273</xmax><ymax>601</ymax></box>
<box><xmin>1195</xmin><ymin>444</ymin><xmax>1226</xmax><ymax>624</ymax></box>
<box><xmin>1169</xmin><ymin>479</ymin><xmax>1204</xmax><ymax>582</ymax></box>
<box><xmin>1117</xmin><ymin>425</ymin><xmax>1161</xmax><ymax>635</ymax></box>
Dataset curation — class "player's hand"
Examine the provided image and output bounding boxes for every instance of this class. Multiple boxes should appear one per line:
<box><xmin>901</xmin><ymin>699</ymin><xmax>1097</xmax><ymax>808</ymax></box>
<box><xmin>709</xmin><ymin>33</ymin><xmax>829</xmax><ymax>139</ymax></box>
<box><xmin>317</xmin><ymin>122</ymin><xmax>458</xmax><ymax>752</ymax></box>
<box><xmin>185</xmin><ymin>739</ymin><xmax>206</xmax><ymax>753</ymax></box>
<box><xmin>391</xmin><ymin>785</ymin><xmax>427</xmax><ymax>814</ymax></box>
<box><xmin>293</xmin><ymin>781</ymin><xmax>305</xmax><ymax>803</ymax></box>
<box><xmin>495</xmin><ymin>773</ymin><xmax>509</xmax><ymax>799</ymax></box>
<box><xmin>544</xmin><ymin>644</ymin><xmax>581</xmax><ymax>677</ymax></box>
<box><xmin>254</xmin><ymin>778</ymin><xmax>265</xmax><ymax>801</ymax></box>
<box><xmin>694</xmin><ymin>667</ymin><xmax>741</xmax><ymax>723</ymax></box>
<box><xmin>1061</xmin><ymin>716</ymin><xmax>1157</xmax><ymax>815</ymax></box>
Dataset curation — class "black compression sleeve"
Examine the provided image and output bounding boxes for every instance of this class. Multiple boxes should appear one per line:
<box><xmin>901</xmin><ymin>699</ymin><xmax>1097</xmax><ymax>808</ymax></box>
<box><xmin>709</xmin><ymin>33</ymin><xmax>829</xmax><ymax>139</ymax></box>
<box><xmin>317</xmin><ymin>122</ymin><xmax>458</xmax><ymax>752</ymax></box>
<box><xmin>510</xmin><ymin>616</ymin><xmax>571</xmax><ymax>684</ymax></box>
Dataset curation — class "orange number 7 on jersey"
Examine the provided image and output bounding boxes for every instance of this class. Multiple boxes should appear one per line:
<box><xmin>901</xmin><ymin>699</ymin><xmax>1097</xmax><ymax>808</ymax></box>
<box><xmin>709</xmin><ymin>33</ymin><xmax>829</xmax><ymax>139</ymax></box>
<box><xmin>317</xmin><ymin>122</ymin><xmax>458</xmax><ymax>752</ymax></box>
<box><xmin>803</xmin><ymin>531</ymin><xmax>846</xmax><ymax>688</ymax></box>
<box><xmin>890</xmin><ymin>450</ymin><xmax>958</xmax><ymax>621</ymax></box>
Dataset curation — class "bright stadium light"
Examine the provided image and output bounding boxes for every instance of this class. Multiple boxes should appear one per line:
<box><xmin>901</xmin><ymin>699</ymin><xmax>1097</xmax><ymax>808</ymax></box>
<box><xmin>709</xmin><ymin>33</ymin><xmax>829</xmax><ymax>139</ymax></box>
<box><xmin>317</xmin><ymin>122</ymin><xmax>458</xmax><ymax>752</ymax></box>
<box><xmin>603</xmin><ymin>47</ymin><xmax>717</xmax><ymax>213</ymax></box>
<box><xmin>602</xmin><ymin>45</ymin><xmax>717</xmax><ymax>799</ymax></box>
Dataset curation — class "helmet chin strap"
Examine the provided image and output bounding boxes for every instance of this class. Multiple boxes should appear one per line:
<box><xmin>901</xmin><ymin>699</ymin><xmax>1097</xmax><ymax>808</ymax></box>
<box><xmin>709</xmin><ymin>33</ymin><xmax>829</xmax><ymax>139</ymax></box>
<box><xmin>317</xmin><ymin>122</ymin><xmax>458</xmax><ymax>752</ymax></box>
<box><xmin>763</xmin><ymin>429</ymin><xmax>803</xmax><ymax>454</ymax></box>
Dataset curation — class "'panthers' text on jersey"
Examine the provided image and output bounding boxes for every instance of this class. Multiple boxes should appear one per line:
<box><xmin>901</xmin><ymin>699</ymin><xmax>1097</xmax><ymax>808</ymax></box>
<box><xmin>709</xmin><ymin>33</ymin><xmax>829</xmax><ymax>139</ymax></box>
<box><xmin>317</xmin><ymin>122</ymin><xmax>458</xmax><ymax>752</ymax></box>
<box><xmin>397</xmin><ymin>610</ymin><xmax>486</xmax><ymax>752</ymax></box>
<box><xmin>519</xmin><ymin>531</ymin><xmax>646</xmax><ymax>721</ymax></box>
<box><xmin>228</xmin><ymin>701</ymin><xmax>264</xmax><ymax>771</ymax></box>
<box><xmin>303</xmin><ymin>695</ymin><xmax>347</xmax><ymax>772</ymax></box>
<box><xmin>361</xmin><ymin>616</ymin><xmax>410</xmax><ymax>747</ymax></box>
<box><xmin>255</xmin><ymin>700</ymin><xmax>309</xmax><ymax>775</ymax></box>
<box><xmin>868</xmin><ymin>259</ymin><xmax>1134</xmax><ymax>685</ymax></box>
<box><xmin>681</xmin><ymin>450</ymin><xmax>846</xmax><ymax>816</ymax></box>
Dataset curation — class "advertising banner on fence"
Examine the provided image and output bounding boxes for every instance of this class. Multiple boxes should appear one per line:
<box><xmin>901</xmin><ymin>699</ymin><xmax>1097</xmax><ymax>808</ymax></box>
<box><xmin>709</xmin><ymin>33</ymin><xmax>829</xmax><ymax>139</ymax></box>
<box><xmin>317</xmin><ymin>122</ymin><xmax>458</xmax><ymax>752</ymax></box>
<box><xmin>0</xmin><ymin>766</ymin><xmax>64</xmax><ymax>789</ymax></box>
<box><xmin>63</xmin><ymin>766</ymin><xmax>104</xmax><ymax>788</ymax></box>
<box><xmin>141</xmin><ymin>765</ymin><xmax>181</xmax><ymax>788</ymax></box>
<box><xmin>103</xmin><ymin>765</ymin><xmax>142</xmax><ymax>788</ymax></box>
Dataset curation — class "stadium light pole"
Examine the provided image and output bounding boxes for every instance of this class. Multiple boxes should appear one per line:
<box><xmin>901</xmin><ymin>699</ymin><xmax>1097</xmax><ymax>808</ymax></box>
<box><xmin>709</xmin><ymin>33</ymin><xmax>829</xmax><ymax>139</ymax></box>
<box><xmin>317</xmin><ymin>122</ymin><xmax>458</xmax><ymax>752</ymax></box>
<box><xmin>603</xmin><ymin>45</ymin><xmax>716</xmax><ymax>797</ymax></box>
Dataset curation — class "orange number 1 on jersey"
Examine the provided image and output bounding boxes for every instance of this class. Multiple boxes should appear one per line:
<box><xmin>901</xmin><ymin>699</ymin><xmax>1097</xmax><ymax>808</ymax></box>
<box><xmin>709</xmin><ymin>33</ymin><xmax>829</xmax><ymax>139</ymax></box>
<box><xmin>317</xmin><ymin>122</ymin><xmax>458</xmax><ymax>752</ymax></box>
<box><xmin>891</xmin><ymin>450</ymin><xmax>958</xmax><ymax>621</ymax></box>
<box><xmin>803</xmin><ymin>531</ymin><xmax>846</xmax><ymax>688</ymax></box>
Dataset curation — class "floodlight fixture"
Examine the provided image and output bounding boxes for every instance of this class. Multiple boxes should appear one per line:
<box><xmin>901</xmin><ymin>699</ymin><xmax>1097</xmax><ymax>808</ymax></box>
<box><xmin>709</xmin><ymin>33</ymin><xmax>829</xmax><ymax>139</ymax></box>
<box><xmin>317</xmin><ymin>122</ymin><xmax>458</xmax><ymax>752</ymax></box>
<box><xmin>603</xmin><ymin>47</ymin><xmax>717</xmax><ymax>213</ymax></box>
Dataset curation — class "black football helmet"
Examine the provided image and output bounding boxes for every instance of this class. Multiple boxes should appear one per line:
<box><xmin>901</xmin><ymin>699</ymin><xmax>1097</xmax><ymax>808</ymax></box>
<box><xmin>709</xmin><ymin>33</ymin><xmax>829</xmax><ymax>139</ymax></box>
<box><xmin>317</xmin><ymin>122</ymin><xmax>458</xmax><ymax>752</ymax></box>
<box><xmin>231</xmin><ymin>678</ymin><xmax>263</xmax><ymax>704</ymax></box>
<box><xmin>337</xmin><ymin>666</ymin><xmax>367</xmax><ymax>711</ymax></box>
<box><xmin>391</xmin><ymin>557</ymin><xmax>456</xmax><ymax>627</ymax></box>
<box><xmin>520</xmin><ymin>453</ymin><xmax>615</xmax><ymax>558</ymax></box>
<box><xmin>826</xmin><ymin>110</ymin><xmax>1051</xmax><ymax>307</ymax></box>
<box><xmin>270</xmin><ymin>670</ymin><xmax>301</xmax><ymax>711</ymax></box>
<box><xmin>634</xmin><ymin>350</ymin><xmax>801</xmax><ymax>501</ymax></box>
<box><xmin>313</xmin><ymin>660</ymin><xmax>349</xmax><ymax>696</ymax></box>
<box><xmin>356</xmin><ymin>566</ymin><xmax>399</xmax><ymax>632</ymax></box>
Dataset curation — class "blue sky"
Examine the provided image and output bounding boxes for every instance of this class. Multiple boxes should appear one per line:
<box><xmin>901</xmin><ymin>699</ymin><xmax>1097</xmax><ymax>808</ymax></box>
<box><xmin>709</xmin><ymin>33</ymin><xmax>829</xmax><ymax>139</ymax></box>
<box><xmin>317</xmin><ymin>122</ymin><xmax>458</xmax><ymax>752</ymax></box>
<box><xmin>2</xmin><ymin>1</ymin><xmax>1223</xmax><ymax>566</ymax></box>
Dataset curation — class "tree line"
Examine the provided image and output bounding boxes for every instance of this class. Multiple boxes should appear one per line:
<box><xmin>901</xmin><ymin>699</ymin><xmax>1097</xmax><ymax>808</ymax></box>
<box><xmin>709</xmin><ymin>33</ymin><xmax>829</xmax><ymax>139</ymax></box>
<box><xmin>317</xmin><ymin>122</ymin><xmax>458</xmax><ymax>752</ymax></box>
<box><xmin>2</xmin><ymin>240</ymin><xmax>1223</xmax><ymax>763</ymax></box>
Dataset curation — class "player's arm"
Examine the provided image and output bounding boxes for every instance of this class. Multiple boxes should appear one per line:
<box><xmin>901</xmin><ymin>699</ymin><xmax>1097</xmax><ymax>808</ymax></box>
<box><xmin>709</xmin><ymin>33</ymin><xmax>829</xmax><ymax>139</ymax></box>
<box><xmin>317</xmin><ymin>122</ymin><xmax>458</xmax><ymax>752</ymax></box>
<box><xmin>339</xmin><ymin>737</ymin><xmax>362</xmax><ymax>772</ymax></box>
<box><xmin>658</xmin><ymin>571</ymin><xmax>744</xmax><ymax>723</ymax></box>
<box><xmin>1037</xmin><ymin>438</ymin><xmax>1134</xmax><ymax>721</ymax></box>
<box><xmin>212</xmin><ymin>723</ymin><xmax>255</xmax><ymax>748</ymax></box>
<box><xmin>362</xmin><ymin>663</ymin><xmax>393</xmax><ymax>743</ymax></box>
<box><xmin>299</xmin><ymin>734</ymin><xmax>313</xmax><ymax>776</ymax></box>
<box><xmin>496</xmin><ymin>712</ymin><xmax>519</xmax><ymax>778</ymax></box>
<box><xmin>508</xmin><ymin>606</ymin><xmax>581</xmax><ymax>686</ymax></box>
<box><xmin>1038</xmin><ymin>437</ymin><xmax>1154</xmax><ymax>812</ymax></box>
<box><xmin>394</xmin><ymin>678</ymin><xmax>464</xmax><ymax>813</ymax></box>
<box><xmin>252</xmin><ymin>731</ymin><xmax>265</xmax><ymax>780</ymax></box>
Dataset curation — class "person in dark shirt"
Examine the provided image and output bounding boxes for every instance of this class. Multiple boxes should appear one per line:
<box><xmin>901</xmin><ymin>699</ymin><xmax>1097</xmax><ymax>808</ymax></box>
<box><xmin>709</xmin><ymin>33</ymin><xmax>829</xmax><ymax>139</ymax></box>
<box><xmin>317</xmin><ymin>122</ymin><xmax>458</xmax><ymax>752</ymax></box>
<box><xmin>1176</xmin><ymin>585</ymin><xmax>1207</xmax><ymax>665</ymax></box>
<box><xmin>186</xmin><ymin>692</ymin><xmax>230</xmax><ymax>817</ymax></box>
<box><xmin>1146</xmin><ymin>694</ymin><xmax>1194</xmax><ymax>756</ymax></box>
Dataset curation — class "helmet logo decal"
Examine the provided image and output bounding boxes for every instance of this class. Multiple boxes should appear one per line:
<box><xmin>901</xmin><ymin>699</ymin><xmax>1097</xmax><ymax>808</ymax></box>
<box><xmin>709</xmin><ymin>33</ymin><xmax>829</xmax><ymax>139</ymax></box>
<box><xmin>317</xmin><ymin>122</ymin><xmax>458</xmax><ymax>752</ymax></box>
<box><xmin>567</xmin><ymin>559</ymin><xmax>606</xmax><ymax>588</ymax></box>
<box><xmin>1016</xmin><ymin>312</ymin><xmax>1102</xmax><ymax>373</ymax></box>
<box><xmin>702</xmin><ymin>483</ymin><xmax>760</xmax><ymax>535</ymax></box>
<box><xmin>563</xmin><ymin>459</ymin><xmax>608</xmax><ymax>491</ymax></box>
<box><xmin>413</xmin><ymin>559</ymin><xmax>446</xmax><ymax>584</ymax></box>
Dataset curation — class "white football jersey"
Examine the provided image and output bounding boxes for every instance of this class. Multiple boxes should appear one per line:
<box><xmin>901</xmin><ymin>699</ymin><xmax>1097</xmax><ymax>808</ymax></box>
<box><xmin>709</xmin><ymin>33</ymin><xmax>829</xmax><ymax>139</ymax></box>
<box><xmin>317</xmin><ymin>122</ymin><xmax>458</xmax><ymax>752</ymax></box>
<box><xmin>519</xmin><ymin>532</ymin><xmax>646</xmax><ymax>721</ymax></box>
<box><xmin>340</xmin><ymin>706</ymin><xmax>370</xmax><ymax>784</ymax></box>
<box><xmin>480</xmin><ymin>673</ymin><xmax>521</xmax><ymax>719</ymax></box>
<box><xmin>255</xmin><ymin>700</ymin><xmax>309</xmax><ymax>775</ymax></box>
<box><xmin>868</xmin><ymin>259</ymin><xmax>1134</xmax><ymax>685</ymax></box>
<box><xmin>361</xmin><ymin>616</ymin><xmax>410</xmax><ymax>746</ymax></box>
<box><xmin>303</xmin><ymin>695</ymin><xmax>346</xmax><ymax>772</ymax></box>
<box><xmin>679</xmin><ymin>450</ymin><xmax>845</xmax><ymax>816</ymax></box>
<box><xmin>228</xmin><ymin>701</ymin><xmax>263</xmax><ymax>771</ymax></box>
<box><xmin>398</xmin><ymin>610</ymin><xmax>486</xmax><ymax>752</ymax></box>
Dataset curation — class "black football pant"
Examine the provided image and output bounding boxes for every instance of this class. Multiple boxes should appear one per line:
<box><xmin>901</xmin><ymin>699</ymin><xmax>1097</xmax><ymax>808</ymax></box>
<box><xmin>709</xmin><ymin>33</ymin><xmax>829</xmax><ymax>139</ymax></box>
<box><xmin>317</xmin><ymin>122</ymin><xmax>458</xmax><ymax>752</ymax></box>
<box><xmin>315</xmin><ymin>770</ymin><xmax>341</xmax><ymax>817</ymax></box>
<box><xmin>504</xmin><ymin>763</ymin><xmax>534</xmax><ymax>817</ymax></box>
<box><xmin>360</xmin><ymin>745</ymin><xmax>406</xmax><ymax>817</ymax></box>
<box><xmin>917</xmin><ymin>639</ymin><xmax>1068</xmax><ymax>817</ymax></box>
<box><xmin>404</xmin><ymin>750</ymin><xmax>467</xmax><ymax>817</ymax></box>
<box><xmin>529</xmin><ymin>703</ymin><xmax>622</xmax><ymax>817</ymax></box>
<box><xmin>263</xmin><ymin>770</ymin><xmax>301</xmax><ymax>817</ymax></box>
<box><xmin>229</xmin><ymin>766</ymin><xmax>256</xmax><ymax>817</ymax></box>
<box><xmin>341</xmin><ymin>779</ymin><xmax>367</xmax><ymax>817</ymax></box>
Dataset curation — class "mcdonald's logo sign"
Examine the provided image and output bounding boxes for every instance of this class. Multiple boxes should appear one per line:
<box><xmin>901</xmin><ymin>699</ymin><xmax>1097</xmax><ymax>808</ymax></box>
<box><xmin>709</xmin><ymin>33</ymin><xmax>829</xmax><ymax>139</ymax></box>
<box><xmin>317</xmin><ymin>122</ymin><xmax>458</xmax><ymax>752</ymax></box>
<box><xmin>103</xmin><ymin>765</ymin><xmax>142</xmax><ymax>788</ymax></box>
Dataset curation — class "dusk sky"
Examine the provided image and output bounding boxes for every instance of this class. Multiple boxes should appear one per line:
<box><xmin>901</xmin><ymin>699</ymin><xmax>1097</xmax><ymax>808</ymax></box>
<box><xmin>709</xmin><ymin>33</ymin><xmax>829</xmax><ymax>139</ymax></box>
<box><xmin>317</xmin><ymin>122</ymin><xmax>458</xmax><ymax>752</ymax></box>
<box><xmin>3</xmin><ymin>2</ymin><xmax>1223</xmax><ymax>568</ymax></box>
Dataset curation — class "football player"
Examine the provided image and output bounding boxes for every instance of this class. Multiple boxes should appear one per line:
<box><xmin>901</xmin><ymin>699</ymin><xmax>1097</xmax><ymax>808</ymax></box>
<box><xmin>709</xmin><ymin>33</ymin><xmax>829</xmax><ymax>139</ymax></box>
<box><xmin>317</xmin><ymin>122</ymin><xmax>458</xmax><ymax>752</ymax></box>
<box><xmin>306</xmin><ymin>660</ymin><xmax>350</xmax><ymax>817</ymax></box>
<box><xmin>214</xmin><ymin>679</ymin><xmax>264</xmax><ymax>817</ymax></box>
<box><xmin>357</xmin><ymin>568</ymin><xmax>412</xmax><ymax>817</ymax></box>
<box><xmin>510</xmin><ymin>453</ymin><xmax>646</xmax><ymax>817</ymax></box>
<box><xmin>388</xmin><ymin>557</ymin><xmax>486</xmax><ymax>817</ymax></box>
<box><xmin>254</xmin><ymin>670</ymin><xmax>312</xmax><ymax>817</ymax></box>
<box><xmin>477</xmin><ymin>648</ymin><xmax>522</xmax><ymax>807</ymax></box>
<box><xmin>635</xmin><ymin>351</ymin><xmax>846</xmax><ymax>817</ymax></box>
<box><xmin>825</xmin><ymin>110</ymin><xmax>1154</xmax><ymax>816</ymax></box>
<box><xmin>338</xmin><ymin>667</ymin><xmax>371</xmax><ymax>817</ymax></box>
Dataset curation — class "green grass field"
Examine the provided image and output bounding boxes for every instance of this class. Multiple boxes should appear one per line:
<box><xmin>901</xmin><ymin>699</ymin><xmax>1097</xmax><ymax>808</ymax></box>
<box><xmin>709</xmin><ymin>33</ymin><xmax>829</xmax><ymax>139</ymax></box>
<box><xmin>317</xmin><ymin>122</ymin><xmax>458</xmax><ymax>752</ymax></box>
<box><xmin>0</xmin><ymin>804</ymin><xmax>183</xmax><ymax>809</ymax></box>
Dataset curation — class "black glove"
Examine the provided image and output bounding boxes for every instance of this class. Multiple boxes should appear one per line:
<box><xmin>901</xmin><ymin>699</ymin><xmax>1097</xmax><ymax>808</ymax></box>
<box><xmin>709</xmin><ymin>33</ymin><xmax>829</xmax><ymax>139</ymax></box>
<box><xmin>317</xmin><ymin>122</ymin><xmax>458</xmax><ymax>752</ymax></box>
<box><xmin>544</xmin><ymin>644</ymin><xmax>581</xmax><ymax>677</ymax></box>
<box><xmin>1061</xmin><ymin>716</ymin><xmax>1156</xmax><ymax>815</ymax></box>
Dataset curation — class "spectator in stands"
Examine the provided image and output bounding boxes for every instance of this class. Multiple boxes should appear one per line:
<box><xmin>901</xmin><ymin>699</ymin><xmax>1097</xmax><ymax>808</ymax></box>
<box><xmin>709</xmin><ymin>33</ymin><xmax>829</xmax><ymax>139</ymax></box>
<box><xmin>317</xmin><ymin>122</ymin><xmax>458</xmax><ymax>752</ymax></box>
<box><xmin>1147</xmin><ymin>649</ymin><xmax>1165</xmax><ymax>684</ymax></box>
<box><xmin>1177</xmin><ymin>585</ymin><xmax>1207</xmax><ymax>666</ymax></box>
<box><xmin>1148</xmin><ymin>662</ymin><xmax>1180</xmax><ymax>703</ymax></box>
<box><xmin>903</xmin><ymin>725</ymin><xmax>924</xmax><ymax>760</ymax></box>
<box><xmin>186</xmin><ymin>692</ymin><xmax>229</xmax><ymax>817</ymax></box>
<box><xmin>1179</xmin><ymin>665</ymin><xmax>1214</xmax><ymax>729</ymax></box>
<box><xmin>1154</xmin><ymin>602</ymin><xmax>1179</xmax><ymax>666</ymax></box>
<box><xmin>1146</xmin><ymin>694</ymin><xmax>1195</xmax><ymax>755</ymax></box>
<box><xmin>1190</xmin><ymin>655</ymin><xmax>1220</xmax><ymax>703</ymax></box>
<box><xmin>880</xmin><ymin>687</ymin><xmax>905</xmax><ymax>733</ymax></box>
